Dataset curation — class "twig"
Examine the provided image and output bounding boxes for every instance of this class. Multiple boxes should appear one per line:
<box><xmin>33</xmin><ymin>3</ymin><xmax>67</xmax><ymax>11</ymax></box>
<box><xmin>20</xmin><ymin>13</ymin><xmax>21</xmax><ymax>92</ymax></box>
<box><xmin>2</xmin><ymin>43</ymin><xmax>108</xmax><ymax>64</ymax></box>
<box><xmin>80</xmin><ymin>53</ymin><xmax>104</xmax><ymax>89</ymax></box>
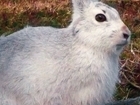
<box><xmin>122</xmin><ymin>72</ymin><xmax>140</xmax><ymax>89</ymax></box>
<box><xmin>106</xmin><ymin>96</ymin><xmax>140</xmax><ymax>105</ymax></box>
<box><xmin>130</xmin><ymin>43</ymin><xmax>136</xmax><ymax>55</ymax></box>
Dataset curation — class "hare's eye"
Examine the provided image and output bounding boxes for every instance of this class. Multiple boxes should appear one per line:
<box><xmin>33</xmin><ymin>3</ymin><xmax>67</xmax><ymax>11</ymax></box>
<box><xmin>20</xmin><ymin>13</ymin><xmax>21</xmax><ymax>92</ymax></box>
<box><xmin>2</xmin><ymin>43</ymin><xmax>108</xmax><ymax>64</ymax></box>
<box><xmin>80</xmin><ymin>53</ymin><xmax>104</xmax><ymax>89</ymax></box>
<box><xmin>95</xmin><ymin>14</ymin><xmax>107</xmax><ymax>22</ymax></box>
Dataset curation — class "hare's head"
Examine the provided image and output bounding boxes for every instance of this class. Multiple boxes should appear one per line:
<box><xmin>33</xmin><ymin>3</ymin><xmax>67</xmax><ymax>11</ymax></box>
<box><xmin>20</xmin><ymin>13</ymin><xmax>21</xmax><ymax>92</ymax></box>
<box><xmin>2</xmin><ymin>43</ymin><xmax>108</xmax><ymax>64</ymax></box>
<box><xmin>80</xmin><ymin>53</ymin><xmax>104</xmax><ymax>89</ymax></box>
<box><xmin>71</xmin><ymin>0</ymin><xmax>131</xmax><ymax>55</ymax></box>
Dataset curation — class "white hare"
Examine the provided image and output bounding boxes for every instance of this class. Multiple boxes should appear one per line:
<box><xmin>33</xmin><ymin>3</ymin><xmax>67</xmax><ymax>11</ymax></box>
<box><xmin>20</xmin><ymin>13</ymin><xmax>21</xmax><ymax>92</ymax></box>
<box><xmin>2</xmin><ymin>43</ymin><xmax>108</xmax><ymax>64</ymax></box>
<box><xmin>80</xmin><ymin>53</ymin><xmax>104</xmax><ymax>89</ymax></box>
<box><xmin>0</xmin><ymin>0</ymin><xmax>131</xmax><ymax>105</ymax></box>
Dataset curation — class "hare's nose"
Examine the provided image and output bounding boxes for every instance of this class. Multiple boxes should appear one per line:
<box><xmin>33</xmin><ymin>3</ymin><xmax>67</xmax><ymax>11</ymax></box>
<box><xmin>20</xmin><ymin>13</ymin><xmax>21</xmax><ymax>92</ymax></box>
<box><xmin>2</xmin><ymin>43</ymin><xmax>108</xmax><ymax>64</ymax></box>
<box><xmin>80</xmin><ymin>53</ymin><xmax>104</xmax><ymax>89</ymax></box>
<box><xmin>121</xmin><ymin>25</ymin><xmax>131</xmax><ymax>40</ymax></box>
<box><xmin>123</xmin><ymin>33</ymin><xmax>129</xmax><ymax>40</ymax></box>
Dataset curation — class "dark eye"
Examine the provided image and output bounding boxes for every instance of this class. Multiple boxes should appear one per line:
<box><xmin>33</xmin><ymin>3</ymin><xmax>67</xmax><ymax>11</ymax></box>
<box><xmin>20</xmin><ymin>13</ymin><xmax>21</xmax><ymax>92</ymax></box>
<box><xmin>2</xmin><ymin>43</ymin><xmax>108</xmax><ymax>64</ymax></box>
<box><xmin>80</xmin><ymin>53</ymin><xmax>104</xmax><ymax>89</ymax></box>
<box><xmin>95</xmin><ymin>14</ymin><xmax>107</xmax><ymax>22</ymax></box>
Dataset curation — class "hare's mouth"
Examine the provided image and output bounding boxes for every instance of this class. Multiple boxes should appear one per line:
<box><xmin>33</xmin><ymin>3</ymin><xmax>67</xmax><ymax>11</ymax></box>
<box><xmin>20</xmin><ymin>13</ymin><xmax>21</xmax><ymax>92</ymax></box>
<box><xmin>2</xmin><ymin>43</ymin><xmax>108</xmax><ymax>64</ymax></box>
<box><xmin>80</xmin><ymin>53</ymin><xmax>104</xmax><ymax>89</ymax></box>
<box><xmin>116</xmin><ymin>41</ymin><xmax>128</xmax><ymax>50</ymax></box>
<box><xmin>117</xmin><ymin>40</ymin><xmax>129</xmax><ymax>47</ymax></box>
<box><xmin>116</xmin><ymin>42</ymin><xmax>127</xmax><ymax>47</ymax></box>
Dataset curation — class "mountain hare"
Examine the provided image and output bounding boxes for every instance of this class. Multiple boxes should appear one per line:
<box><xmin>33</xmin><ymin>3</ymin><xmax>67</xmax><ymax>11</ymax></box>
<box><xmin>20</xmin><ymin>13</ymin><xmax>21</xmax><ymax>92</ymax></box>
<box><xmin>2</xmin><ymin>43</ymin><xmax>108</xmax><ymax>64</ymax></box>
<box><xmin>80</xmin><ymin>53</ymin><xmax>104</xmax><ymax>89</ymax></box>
<box><xmin>0</xmin><ymin>0</ymin><xmax>131</xmax><ymax>105</ymax></box>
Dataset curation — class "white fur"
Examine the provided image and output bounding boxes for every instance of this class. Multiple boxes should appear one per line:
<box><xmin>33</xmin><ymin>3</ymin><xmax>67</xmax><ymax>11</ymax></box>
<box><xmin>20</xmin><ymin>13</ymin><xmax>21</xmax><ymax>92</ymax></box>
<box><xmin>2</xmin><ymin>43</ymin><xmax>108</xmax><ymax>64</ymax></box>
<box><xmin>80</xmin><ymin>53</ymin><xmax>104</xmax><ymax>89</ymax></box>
<box><xmin>0</xmin><ymin>0</ymin><xmax>131</xmax><ymax>105</ymax></box>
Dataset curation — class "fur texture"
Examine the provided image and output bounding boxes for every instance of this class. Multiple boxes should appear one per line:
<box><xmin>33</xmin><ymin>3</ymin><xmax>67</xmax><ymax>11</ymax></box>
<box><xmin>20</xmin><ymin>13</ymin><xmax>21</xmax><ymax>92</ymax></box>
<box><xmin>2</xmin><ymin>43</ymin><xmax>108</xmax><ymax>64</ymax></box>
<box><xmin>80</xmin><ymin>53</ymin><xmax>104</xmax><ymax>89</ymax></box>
<box><xmin>0</xmin><ymin>0</ymin><xmax>131</xmax><ymax>105</ymax></box>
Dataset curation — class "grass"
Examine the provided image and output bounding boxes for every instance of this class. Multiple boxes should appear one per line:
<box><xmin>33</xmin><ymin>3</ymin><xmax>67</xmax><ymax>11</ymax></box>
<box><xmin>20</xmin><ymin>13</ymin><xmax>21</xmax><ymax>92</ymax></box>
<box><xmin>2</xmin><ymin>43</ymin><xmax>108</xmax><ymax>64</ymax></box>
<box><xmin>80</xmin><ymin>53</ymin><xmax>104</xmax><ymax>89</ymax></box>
<box><xmin>113</xmin><ymin>1</ymin><xmax>140</xmax><ymax>100</ymax></box>
<box><xmin>0</xmin><ymin>0</ymin><xmax>71</xmax><ymax>34</ymax></box>
<box><xmin>0</xmin><ymin>0</ymin><xmax>140</xmax><ymax>101</ymax></box>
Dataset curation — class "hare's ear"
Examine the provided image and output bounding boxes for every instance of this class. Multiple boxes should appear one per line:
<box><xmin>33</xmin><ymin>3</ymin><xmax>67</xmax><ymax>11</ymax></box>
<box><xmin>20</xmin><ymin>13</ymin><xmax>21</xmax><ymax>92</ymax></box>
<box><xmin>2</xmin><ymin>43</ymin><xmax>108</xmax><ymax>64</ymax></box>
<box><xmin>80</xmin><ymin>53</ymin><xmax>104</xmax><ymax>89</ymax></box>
<box><xmin>71</xmin><ymin>0</ymin><xmax>99</xmax><ymax>26</ymax></box>
<box><xmin>72</xmin><ymin>0</ymin><xmax>99</xmax><ymax>12</ymax></box>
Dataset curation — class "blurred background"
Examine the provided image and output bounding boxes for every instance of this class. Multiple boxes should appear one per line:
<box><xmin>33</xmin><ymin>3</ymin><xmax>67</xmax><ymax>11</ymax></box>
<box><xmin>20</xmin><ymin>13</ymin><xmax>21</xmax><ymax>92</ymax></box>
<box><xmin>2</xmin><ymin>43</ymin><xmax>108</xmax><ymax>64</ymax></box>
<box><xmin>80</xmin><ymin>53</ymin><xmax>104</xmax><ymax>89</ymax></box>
<box><xmin>0</xmin><ymin>0</ymin><xmax>140</xmax><ymax>101</ymax></box>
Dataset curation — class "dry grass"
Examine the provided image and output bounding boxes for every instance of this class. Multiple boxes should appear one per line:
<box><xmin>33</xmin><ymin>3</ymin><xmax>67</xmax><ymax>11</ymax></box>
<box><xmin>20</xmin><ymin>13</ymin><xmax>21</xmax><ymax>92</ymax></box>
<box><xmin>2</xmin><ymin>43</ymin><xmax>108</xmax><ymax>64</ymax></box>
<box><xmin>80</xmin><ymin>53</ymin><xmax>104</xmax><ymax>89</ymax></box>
<box><xmin>0</xmin><ymin>0</ymin><xmax>71</xmax><ymax>34</ymax></box>
<box><xmin>0</xmin><ymin>0</ymin><xmax>140</xmax><ymax>100</ymax></box>
<box><xmin>114</xmin><ymin>1</ymin><xmax>140</xmax><ymax>100</ymax></box>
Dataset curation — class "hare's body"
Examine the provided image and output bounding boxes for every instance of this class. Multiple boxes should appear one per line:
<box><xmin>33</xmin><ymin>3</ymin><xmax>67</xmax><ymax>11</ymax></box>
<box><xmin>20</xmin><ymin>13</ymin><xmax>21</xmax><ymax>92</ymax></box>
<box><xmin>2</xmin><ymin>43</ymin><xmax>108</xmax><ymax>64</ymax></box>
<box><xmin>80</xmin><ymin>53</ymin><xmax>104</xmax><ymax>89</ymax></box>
<box><xmin>0</xmin><ymin>27</ymin><xmax>119</xmax><ymax>105</ymax></box>
<box><xmin>0</xmin><ymin>0</ymin><xmax>131</xmax><ymax>105</ymax></box>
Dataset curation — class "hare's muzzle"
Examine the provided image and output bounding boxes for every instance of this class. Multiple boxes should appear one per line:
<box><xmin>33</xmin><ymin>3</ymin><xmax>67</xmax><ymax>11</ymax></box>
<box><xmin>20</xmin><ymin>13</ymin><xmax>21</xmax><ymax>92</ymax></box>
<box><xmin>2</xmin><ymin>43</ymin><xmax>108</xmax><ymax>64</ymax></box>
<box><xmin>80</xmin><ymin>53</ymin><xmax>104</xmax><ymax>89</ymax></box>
<box><xmin>116</xmin><ymin>25</ymin><xmax>131</xmax><ymax>47</ymax></box>
<box><xmin>121</xmin><ymin>25</ymin><xmax>131</xmax><ymax>40</ymax></box>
